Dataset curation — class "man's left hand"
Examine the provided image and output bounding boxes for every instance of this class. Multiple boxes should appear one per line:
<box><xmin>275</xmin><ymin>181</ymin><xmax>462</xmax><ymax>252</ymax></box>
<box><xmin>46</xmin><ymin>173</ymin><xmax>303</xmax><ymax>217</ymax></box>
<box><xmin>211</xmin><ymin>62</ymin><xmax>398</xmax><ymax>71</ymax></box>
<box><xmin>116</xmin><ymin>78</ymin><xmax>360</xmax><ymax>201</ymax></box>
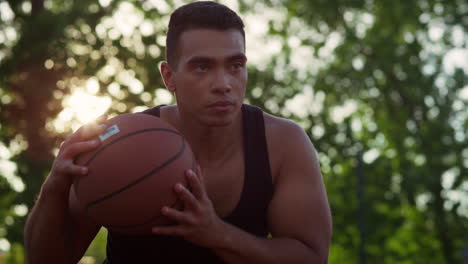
<box><xmin>152</xmin><ymin>166</ymin><xmax>227</xmax><ymax>248</ymax></box>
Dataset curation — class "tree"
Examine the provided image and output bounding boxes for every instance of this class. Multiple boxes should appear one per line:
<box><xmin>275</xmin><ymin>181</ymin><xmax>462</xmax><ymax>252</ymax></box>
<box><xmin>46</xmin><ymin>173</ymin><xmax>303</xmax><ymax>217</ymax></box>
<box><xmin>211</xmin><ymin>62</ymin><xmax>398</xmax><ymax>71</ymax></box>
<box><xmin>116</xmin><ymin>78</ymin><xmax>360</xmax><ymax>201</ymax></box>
<box><xmin>0</xmin><ymin>0</ymin><xmax>171</xmax><ymax>261</ymax></box>
<box><xmin>255</xmin><ymin>0</ymin><xmax>467</xmax><ymax>263</ymax></box>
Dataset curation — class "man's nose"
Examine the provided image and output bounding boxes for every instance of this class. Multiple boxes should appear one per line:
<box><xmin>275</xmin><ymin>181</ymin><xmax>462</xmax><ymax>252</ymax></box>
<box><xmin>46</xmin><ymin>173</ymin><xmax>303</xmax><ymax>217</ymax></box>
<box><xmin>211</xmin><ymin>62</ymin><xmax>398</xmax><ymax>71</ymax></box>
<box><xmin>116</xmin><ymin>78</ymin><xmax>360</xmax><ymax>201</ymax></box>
<box><xmin>211</xmin><ymin>69</ymin><xmax>232</xmax><ymax>93</ymax></box>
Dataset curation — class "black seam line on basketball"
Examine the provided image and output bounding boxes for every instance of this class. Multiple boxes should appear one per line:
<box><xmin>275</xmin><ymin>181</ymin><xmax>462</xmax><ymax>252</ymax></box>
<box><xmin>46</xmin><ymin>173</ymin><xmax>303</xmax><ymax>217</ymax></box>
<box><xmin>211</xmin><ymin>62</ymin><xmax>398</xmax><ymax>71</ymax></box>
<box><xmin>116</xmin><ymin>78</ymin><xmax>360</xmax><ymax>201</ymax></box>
<box><xmin>106</xmin><ymin>198</ymin><xmax>182</xmax><ymax>229</ymax></box>
<box><xmin>84</xmin><ymin>128</ymin><xmax>182</xmax><ymax>166</ymax></box>
<box><xmin>85</xmin><ymin>132</ymin><xmax>186</xmax><ymax>210</ymax></box>
<box><xmin>74</xmin><ymin>128</ymin><xmax>181</xmax><ymax>196</ymax></box>
<box><xmin>84</xmin><ymin>131</ymin><xmax>186</xmax><ymax>212</ymax></box>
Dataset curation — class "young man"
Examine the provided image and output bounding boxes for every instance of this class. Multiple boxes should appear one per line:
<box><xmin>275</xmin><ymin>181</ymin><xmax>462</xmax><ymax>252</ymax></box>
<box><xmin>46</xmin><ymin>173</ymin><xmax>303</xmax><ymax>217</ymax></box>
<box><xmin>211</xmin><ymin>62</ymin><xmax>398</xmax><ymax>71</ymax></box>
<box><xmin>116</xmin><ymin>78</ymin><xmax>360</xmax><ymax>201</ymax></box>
<box><xmin>24</xmin><ymin>2</ymin><xmax>332</xmax><ymax>263</ymax></box>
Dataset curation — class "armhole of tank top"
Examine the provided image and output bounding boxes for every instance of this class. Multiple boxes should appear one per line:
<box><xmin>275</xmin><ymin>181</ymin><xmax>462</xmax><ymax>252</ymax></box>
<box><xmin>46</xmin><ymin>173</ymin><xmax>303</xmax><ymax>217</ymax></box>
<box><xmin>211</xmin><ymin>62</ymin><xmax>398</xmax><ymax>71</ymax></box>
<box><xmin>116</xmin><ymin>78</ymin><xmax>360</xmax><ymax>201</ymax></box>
<box><xmin>245</xmin><ymin>104</ymin><xmax>273</xmax><ymax>186</ymax></box>
<box><xmin>248</xmin><ymin>105</ymin><xmax>274</xmax><ymax>236</ymax></box>
<box><xmin>227</xmin><ymin>105</ymin><xmax>273</xmax><ymax>221</ymax></box>
<box><xmin>141</xmin><ymin>105</ymin><xmax>165</xmax><ymax>118</ymax></box>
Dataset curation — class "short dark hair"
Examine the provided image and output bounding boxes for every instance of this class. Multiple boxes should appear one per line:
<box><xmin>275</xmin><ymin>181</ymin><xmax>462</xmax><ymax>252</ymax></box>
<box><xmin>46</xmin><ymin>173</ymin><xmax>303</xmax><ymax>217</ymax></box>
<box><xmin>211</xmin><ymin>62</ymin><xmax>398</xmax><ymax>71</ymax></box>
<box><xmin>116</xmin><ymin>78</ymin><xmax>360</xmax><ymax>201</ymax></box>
<box><xmin>166</xmin><ymin>1</ymin><xmax>245</xmax><ymax>68</ymax></box>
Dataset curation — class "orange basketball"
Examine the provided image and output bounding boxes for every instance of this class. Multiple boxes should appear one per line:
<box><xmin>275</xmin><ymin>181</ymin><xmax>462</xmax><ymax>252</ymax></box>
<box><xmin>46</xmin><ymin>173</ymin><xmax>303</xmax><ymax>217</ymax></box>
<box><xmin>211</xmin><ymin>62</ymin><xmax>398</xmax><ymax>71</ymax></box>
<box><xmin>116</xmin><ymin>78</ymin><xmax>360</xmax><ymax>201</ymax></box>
<box><xmin>72</xmin><ymin>113</ymin><xmax>195</xmax><ymax>234</ymax></box>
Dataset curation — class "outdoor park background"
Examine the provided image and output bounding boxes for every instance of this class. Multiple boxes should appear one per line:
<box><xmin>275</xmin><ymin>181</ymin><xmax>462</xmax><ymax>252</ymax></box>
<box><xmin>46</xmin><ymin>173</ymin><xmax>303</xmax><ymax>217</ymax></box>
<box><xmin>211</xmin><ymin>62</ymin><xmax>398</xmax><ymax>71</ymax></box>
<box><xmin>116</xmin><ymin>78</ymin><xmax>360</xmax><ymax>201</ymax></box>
<box><xmin>0</xmin><ymin>0</ymin><xmax>466</xmax><ymax>263</ymax></box>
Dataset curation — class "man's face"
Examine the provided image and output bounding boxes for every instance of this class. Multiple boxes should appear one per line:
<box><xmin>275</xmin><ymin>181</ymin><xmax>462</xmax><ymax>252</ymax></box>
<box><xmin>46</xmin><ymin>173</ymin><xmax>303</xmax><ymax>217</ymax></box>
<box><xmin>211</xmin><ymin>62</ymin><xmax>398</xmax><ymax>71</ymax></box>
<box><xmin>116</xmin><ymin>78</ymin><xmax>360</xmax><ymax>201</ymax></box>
<box><xmin>168</xmin><ymin>29</ymin><xmax>247</xmax><ymax>127</ymax></box>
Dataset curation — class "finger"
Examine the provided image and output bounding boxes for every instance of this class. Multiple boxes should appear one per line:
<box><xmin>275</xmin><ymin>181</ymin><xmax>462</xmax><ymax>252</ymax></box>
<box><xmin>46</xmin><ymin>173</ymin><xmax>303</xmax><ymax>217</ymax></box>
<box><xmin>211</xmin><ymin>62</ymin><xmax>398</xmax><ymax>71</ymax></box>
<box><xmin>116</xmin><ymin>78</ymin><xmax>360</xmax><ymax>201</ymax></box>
<box><xmin>54</xmin><ymin>159</ymin><xmax>88</xmax><ymax>175</ymax></box>
<box><xmin>64</xmin><ymin>162</ymin><xmax>89</xmax><ymax>175</ymax></box>
<box><xmin>94</xmin><ymin>113</ymin><xmax>108</xmax><ymax>124</ymax></box>
<box><xmin>175</xmin><ymin>183</ymin><xmax>199</xmax><ymax>210</ymax></box>
<box><xmin>161</xmin><ymin>205</ymin><xmax>192</xmax><ymax>224</ymax></box>
<box><xmin>185</xmin><ymin>169</ymin><xmax>204</xmax><ymax>200</ymax></box>
<box><xmin>77</xmin><ymin>122</ymin><xmax>108</xmax><ymax>141</ymax></box>
<box><xmin>152</xmin><ymin>225</ymin><xmax>186</xmax><ymax>237</ymax></box>
<box><xmin>62</xmin><ymin>125</ymin><xmax>105</xmax><ymax>150</ymax></box>
<box><xmin>195</xmin><ymin>165</ymin><xmax>202</xmax><ymax>180</ymax></box>
<box><xmin>65</xmin><ymin>115</ymin><xmax>108</xmax><ymax>145</ymax></box>
<box><xmin>62</xmin><ymin>139</ymin><xmax>100</xmax><ymax>159</ymax></box>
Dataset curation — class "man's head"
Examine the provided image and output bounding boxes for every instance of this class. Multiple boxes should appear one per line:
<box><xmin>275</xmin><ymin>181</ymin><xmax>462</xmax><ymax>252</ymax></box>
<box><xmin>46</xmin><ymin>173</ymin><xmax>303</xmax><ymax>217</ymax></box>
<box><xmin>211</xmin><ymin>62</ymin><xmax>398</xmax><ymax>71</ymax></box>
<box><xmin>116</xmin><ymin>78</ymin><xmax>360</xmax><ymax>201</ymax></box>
<box><xmin>161</xmin><ymin>2</ymin><xmax>248</xmax><ymax>127</ymax></box>
<box><xmin>166</xmin><ymin>1</ymin><xmax>245</xmax><ymax>69</ymax></box>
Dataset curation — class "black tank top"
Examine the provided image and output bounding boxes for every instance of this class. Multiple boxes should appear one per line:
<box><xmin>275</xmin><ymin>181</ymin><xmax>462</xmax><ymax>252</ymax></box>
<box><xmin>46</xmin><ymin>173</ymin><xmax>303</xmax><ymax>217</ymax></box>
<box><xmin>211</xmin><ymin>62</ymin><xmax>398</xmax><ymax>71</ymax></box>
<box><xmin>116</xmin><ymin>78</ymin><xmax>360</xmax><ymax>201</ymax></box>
<box><xmin>103</xmin><ymin>104</ymin><xmax>273</xmax><ymax>263</ymax></box>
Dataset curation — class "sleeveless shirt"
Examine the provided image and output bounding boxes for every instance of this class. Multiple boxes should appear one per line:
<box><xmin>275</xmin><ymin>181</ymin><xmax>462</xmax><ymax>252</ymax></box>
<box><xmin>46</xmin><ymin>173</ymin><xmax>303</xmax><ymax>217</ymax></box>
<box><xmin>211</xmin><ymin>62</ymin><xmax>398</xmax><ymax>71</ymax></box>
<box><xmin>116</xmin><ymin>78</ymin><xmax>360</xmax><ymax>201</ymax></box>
<box><xmin>103</xmin><ymin>104</ymin><xmax>273</xmax><ymax>263</ymax></box>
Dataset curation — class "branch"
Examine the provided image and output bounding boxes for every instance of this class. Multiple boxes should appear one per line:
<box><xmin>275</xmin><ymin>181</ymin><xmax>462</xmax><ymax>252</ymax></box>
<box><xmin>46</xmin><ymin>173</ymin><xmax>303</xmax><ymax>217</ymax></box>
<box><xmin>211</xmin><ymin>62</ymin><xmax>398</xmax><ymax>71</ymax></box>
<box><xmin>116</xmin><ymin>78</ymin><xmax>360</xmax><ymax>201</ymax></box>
<box><xmin>31</xmin><ymin>0</ymin><xmax>44</xmax><ymax>16</ymax></box>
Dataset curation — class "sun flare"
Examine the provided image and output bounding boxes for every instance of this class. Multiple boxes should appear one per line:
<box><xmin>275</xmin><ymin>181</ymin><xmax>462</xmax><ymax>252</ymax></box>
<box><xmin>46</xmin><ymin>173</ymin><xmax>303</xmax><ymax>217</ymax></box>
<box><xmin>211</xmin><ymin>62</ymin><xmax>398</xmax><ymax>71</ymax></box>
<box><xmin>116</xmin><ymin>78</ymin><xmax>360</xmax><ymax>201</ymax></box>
<box><xmin>52</xmin><ymin>88</ymin><xmax>112</xmax><ymax>133</ymax></box>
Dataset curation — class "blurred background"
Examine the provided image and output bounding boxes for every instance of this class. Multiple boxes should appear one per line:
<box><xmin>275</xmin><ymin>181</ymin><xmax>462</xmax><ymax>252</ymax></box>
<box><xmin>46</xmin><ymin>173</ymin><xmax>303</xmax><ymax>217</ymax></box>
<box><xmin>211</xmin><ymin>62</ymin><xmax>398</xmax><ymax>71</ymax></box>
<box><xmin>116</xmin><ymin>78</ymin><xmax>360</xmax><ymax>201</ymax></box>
<box><xmin>0</xmin><ymin>0</ymin><xmax>466</xmax><ymax>263</ymax></box>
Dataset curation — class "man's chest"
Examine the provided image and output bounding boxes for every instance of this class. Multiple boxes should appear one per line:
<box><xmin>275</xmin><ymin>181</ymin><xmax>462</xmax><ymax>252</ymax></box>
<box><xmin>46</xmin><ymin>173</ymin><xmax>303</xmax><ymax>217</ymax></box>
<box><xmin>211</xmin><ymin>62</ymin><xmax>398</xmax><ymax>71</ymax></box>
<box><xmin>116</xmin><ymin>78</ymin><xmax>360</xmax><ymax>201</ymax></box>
<box><xmin>200</xmin><ymin>152</ymin><xmax>245</xmax><ymax>218</ymax></box>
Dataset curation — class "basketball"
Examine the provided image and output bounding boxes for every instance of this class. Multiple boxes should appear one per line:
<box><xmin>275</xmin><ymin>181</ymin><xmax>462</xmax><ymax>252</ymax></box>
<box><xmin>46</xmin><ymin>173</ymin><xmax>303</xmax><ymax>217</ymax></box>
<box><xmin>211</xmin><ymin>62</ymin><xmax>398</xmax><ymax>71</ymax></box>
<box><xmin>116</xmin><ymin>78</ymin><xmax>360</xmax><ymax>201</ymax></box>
<box><xmin>72</xmin><ymin>113</ymin><xmax>196</xmax><ymax>235</ymax></box>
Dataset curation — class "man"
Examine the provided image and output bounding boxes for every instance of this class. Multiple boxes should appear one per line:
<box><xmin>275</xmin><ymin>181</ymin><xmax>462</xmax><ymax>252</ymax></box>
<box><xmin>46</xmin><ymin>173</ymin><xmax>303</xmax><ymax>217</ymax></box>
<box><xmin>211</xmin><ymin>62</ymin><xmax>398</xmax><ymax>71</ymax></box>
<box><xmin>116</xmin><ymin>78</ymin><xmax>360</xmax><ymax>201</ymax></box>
<box><xmin>24</xmin><ymin>1</ymin><xmax>332</xmax><ymax>263</ymax></box>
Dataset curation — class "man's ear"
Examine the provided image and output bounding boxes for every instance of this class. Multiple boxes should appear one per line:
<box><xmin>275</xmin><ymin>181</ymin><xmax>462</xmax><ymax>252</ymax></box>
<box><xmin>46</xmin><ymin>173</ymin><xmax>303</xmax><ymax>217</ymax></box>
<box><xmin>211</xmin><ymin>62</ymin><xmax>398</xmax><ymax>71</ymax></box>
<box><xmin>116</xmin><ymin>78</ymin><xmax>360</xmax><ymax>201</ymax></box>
<box><xmin>160</xmin><ymin>61</ymin><xmax>176</xmax><ymax>92</ymax></box>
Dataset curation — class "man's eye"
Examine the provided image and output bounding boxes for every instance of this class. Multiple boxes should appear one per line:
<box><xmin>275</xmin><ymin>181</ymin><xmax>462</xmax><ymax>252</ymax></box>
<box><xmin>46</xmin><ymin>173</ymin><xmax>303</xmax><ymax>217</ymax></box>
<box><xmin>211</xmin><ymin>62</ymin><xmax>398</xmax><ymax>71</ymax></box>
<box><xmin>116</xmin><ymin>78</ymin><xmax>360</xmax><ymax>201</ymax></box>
<box><xmin>232</xmin><ymin>63</ymin><xmax>244</xmax><ymax>70</ymax></box>
<box><xmin>195</xmin><ymin>64</ymin><xmax>208</xmax><ymax>71</ymax></box>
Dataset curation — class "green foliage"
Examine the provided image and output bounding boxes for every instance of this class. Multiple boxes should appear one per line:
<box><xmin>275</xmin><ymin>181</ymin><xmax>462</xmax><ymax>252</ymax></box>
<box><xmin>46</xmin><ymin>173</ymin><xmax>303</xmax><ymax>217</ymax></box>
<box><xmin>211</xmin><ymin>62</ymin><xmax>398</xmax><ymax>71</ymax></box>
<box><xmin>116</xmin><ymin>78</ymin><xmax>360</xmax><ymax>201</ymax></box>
<box><xmin>4</xmin><ymin>242</ymin><xmax>24</xmax><ymax>264</ymax></box>
<box><xmin>263</xmin><ymin>0</ymin><xmax>467</xmax><ymax>263</ymax></box>
<box><xmin>81</xmin><ymin>228</ymin><xmax>108</xmax><ymax>264</ymax></box>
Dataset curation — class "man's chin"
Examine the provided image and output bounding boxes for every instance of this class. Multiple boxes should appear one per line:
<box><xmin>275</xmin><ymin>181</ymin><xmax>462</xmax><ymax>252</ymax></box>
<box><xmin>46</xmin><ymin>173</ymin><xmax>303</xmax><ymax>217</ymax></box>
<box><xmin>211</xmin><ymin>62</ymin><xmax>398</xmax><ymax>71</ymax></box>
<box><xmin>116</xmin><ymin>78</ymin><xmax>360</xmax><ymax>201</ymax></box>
<box><xmin>200</xmin><ymin>112</ymin><xmax>239</xmax><ymax>127</ymax></box>
<box><xmin>202</xmin><ymin>118</ymin><xmax>234</xmax><ymax>127</ymax></box>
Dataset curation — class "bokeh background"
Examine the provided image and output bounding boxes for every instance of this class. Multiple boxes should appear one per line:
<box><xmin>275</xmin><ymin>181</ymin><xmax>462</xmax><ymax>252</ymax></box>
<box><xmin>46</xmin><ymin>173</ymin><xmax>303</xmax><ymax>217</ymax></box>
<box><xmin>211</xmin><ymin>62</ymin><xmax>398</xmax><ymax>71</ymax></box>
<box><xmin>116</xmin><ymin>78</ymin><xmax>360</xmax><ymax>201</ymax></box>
<box><xmin>0</xmin><ymin>0</ymin><xmax>467</xmax><ymax>263</ymax></box>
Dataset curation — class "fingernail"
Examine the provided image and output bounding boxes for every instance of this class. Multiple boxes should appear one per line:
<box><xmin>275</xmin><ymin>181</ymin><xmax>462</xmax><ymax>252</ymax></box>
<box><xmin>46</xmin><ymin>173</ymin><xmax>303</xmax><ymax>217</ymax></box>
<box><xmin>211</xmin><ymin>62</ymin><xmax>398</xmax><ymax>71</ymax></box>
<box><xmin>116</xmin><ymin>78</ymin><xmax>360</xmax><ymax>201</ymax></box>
<box><xmin>81</xmin><ymin>167</ymin><xmax>88</xmax><ymax>174</ymax></box>
<box><xmin>98</xmin><ymin>124</ymin><xmax>106</xmax><ymax>130</ymax></box>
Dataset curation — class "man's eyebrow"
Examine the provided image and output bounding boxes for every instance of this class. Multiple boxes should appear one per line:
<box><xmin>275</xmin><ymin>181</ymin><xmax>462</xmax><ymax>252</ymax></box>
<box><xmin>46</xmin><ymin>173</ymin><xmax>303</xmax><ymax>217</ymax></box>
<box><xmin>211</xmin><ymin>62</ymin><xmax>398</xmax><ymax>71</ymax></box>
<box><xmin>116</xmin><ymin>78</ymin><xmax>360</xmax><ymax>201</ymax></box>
<box><xmin>226</xmin><ymin>53</ymin><xmax>247</xmax><ymax>62</ymax></box>
<box><xmin>187</xmin><ymin>56</ymin><xmax>214</xmax><ymax>65</ymax></box>
<box><xmin>186</xmin><ymin>54</ymin><xmax>247</xmax><ymax>65</ymax></box>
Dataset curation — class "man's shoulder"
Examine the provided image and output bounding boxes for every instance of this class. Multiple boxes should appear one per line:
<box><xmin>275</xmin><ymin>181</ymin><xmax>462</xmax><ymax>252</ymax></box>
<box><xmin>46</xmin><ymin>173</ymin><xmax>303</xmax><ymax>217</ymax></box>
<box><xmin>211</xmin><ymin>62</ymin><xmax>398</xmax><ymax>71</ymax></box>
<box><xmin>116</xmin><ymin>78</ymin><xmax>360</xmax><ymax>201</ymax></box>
<box><xmin>255</xmin><ymin>107</ymin><xmax>305</xmax><ymax>138</ymax></box>
<box><xmin>254</xmin><ymin>106</ymin><xmax>314</xmax><ymax>183</ymax></box>
<box><xmin>252</xmin><ymin>106</ymin><xmax>311</xmax><ymax>148</ymax></box>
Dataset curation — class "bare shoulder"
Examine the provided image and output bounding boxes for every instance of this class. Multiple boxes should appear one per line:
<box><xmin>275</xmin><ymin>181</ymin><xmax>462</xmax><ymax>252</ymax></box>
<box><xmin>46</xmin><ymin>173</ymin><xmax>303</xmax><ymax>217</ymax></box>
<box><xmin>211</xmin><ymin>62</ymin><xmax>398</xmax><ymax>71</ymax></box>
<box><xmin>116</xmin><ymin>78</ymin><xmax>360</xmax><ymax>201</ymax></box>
<box><xmin>263</xmin><ymin>112</ymin><xmax>309</xmax><ymax>142</ymax></box>
<box><xmin>159</xmin><ymin>104</ymin><xmax>179</xmax><ymax>128</ymax></box>
<box><xmin>262</xmin><ymin>112</ymin><xmax>316</xmax><ymax>183</ymax></box>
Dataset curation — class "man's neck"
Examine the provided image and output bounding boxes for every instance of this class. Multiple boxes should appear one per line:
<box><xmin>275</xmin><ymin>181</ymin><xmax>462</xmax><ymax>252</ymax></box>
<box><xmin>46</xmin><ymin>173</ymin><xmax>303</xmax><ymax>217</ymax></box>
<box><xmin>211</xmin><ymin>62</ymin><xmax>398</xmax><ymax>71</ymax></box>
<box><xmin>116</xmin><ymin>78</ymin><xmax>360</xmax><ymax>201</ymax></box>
<box><xmin>172</xmin><ymin>107</ymin><xmax>243</xmax><ymax>166</ymax></box>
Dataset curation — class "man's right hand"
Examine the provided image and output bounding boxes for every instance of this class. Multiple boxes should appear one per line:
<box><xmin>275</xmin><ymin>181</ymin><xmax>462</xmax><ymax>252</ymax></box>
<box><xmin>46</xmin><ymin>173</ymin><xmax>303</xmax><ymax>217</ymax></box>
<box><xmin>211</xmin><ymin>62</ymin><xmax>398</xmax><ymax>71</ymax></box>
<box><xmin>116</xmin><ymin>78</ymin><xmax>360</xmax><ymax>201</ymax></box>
<box><xmin>43</xmin><ymin>114</ymin><xmax>108</xmax><ymax>195</ymax></box>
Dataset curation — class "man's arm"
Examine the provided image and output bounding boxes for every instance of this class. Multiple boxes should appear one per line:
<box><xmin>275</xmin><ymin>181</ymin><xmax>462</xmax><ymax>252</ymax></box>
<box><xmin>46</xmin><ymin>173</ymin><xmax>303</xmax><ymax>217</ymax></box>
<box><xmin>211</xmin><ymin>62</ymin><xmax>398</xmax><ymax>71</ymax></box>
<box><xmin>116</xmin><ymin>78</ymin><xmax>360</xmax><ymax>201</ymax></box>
<box><xmin>24</xmin><ymin>116</ymin><xmax>107</xmax><ymax>264</ymax></box>
<box><xmin>24</xmin><ymin>184</ymin><xmax>101</xmax><ymax>263</ymax></box>
<box><xmin>213</xmin><ymin>118</ymin><xmax>332</xmax><ymax>263</ymax></box>
<box><xmin>153</xmin><ymin>117</ymin><xmax>332</xmax><ymax>263</ymax></box>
